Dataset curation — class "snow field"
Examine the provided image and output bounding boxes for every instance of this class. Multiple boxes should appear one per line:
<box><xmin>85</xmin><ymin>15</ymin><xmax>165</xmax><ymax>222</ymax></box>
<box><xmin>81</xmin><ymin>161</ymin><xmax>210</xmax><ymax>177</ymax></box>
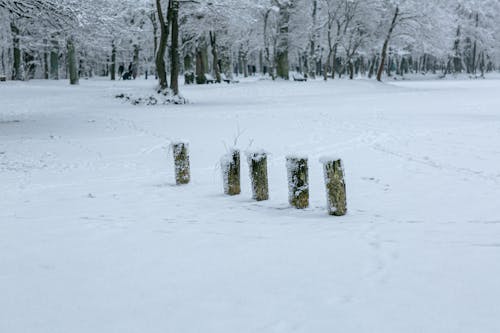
<box><xmin>1</xmin><ymin>77</ymin><xmax>500</xmax><ymax>332</ymax></box>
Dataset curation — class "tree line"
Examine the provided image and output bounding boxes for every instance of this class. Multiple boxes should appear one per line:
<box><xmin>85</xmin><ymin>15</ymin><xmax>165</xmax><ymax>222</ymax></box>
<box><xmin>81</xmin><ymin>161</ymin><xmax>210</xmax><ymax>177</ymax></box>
<box><xmin>1</xmin><ymin>0</ymin><xmax>500</xmax><ymax>95</ymax></box>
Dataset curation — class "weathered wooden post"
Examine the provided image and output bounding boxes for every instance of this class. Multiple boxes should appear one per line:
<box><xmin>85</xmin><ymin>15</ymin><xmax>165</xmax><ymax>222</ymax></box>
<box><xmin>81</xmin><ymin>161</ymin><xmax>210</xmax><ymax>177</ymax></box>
<box><xmin>221</xmin><ymin>149</ymin><xmax>241</xmax><ymax>195</ymax></box>
<box><xmin>321</xmin><ymin>157</ymin><xmax>347</xmax><ymax>216</ymax></box>
<box><xmin>247</xmin><ymin>150</ymin><xmax>269</xmax><ymax>201</ymax></box>
<box><xmin>286</xmin><ymin>156</ymin><xmax>309</xmax><ymax>209</ymax></box>
<box><xmin>172</xmin><ymin>142</ymin><xmax>190</xmax><ymax>185</ymax></box>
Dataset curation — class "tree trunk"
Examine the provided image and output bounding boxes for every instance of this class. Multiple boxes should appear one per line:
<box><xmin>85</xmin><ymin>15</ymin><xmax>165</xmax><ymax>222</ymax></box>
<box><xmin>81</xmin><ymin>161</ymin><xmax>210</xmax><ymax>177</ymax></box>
<box><xmin>1</xmin><ymin>49</ymin><xmax>6</xmax><ymax>76</ymax></box>
<box><xmin>132</xmin><ymin>44</ymin><xmax>140</xmax><ymax>79</ymax></box>
<box><xmin>243</xmin><ymin>53</ymin><xmax>248</xmax><ymax>78</ymax></box>
<box><xmin>453</xmin><ymin>25</ymin><xmax>462</xmax><ymax>73</ymax></box>
<box><xmin>471</xmin><ymin>13</ymin><xmax>479</xmax><ymax>75</ymax></box>
<box><xmin>155</xmin><ymin>0</ymin><xmax>169</xmax><ymax>90</ymax></box>
<box><xmin>169</xmin><ymin>0</ymin><xmax>180</xmax><ymax>95</ymax></box>
<box><xmin>368</xmin><ymin>55</ymin><xmax>376</xmax><ymax>78</ymax></box>
<box><xmin>259</xmin><ymin>50</ymin><xmax>264</xmax><ymax>74</ymax></box>
<box><xmin>349</xmin><ymin>59</ymin><xmax>354</xmax><ymax>80</ymax></box>
<box><xmin>150</xmin><ymin>7</ymin><xmax>159</xmax><ymax>79</ymax></box>
<box><xmin>67</xmin><ymin>37</ymin><xmax>79</xmax><ymax>85</ymax></box>
<box><xmin>10</xmin><ymin>22</ymin><xmax>22</xmax><ymax>80</ymax></box>
<box><xmin>479</xmin><ymin>52</ymin><xmax>485</xmax><ymax>78</ymax></box>
<box><xmin>377</xmin><ymin>6</ymin><xmax>399</xmax><ymax>82</ymax></box>
<box><xmin>195</xmin><ymin>44</ymin><xmax>206</xmax><ymax>84</ymax></box>
<box><xmin>275</xmin><ymin>2</ymin><xmax>291</xmax><ymax>80</ymax></box>
<box><xmin>110</xmin><ymin>42</ymin><xmax>116</xmax><ymax>80</ymax></box>
<box><xmin>263</xmin><ymin>9</ymin><xmax>275</xmax><ymax>79</ymax></box>
<box><xmin>209</xmin><ymin>31</ymin><xmax>221</xmax><ymax>83</ymax></box>
<box><xmin>309</xmin><ymin>0</ymin><xmax>319</xmax><ymax>79</ymax></box>
<box><xmin>43</xmin><ymin>41</ymin><xmax>49</xmax><ymax>80</ymax></box>
<box><xmin>50</xmin><ymin>38</ymin><xmax>59</xmax><ymax>80</ymax></box>
<box><xmin>331</xmin><ymin>44</ymin><xmax>338</xmax><ymax>79</ymax></box>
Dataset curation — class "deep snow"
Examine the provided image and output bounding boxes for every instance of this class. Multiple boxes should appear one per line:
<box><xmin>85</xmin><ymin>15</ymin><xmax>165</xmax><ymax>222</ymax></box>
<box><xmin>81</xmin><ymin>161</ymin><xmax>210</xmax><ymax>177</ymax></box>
<box><xmin>1</xmin><ymin>77</ymin><xmax>500</xmax><ymax>332</ymax></box>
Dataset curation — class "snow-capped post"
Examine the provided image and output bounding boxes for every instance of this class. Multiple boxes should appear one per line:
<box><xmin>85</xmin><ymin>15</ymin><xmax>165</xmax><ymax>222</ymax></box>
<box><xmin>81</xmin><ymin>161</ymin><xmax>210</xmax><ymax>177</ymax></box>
<box><xmin>286</xmin><ymin>156</ymin><xmax>309</xmax><ymax>209</ymax></box>
<box><xmin>321</xmin><ymin>157</ymin><xmax>347</xmax><ymax>216</ymax></box>
<box><xmin>172</xmin><ymin>142</ymin><xmax>190</xmax><ymax>185</ymax></box>
<box><xmin>221</xmin><ymin>149</ymin><xmax>241</xmax><ymax>196</ymax></box>
<box><xmin>247</xmin><ymin>150</ymin><xmax>269</xmax><ymax>201</ymax></box>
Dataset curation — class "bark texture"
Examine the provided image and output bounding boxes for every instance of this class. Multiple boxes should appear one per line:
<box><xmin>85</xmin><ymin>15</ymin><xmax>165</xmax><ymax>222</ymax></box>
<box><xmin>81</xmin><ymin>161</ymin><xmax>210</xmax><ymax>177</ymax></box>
<box><xmin>287</xmin><ymin>157</ymin><xmax>309</xmax><ymax>209</ymax></box>
<box><xmin>322</xmin><ymin>159</ymin><xmax>347</xmax><ymax>216</ymax></box>
<box><xmin>221</xmin><ymin>149</ymin><xmax>241</xmax><ymax>196</ymax></box>
<box><xmin>172</xmin><ymin>142</ymin><xmax>190</xmax><ymax>185</ymax></box>
<box><xmin>247</xmin><ymin>152</ymin><xmax>269</xmax><ymax>201</ymax></box>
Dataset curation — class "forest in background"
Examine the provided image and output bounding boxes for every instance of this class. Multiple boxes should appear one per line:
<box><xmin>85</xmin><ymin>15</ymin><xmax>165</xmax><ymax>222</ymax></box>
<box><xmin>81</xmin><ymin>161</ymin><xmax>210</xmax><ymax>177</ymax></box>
<box><xmin>1</xmin><ymin>0</ymin><xmax>500</xmax><ymax>93</ymax></box>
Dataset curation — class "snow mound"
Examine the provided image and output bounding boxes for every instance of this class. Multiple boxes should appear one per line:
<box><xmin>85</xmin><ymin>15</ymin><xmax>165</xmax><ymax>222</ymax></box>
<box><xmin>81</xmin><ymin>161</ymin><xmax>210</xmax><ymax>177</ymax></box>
<box><xmin>115</xmin><ymin>89</ymin><xmax>188</xmax><ymax>106</ymax></box>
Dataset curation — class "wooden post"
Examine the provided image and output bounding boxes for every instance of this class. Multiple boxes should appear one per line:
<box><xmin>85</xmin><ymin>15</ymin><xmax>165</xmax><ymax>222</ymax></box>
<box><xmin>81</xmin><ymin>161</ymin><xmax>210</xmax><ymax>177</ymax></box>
<box><xmin>321</xmin><ymin>157</ymin><xmax>347</xmax><ymax>216</ymax></box>
<box><xmin>221</xmin><ymin>149</ymin><xmax>241</xmax><ymax>195</ymax></box>
<box><xmin>172</xmin><ymin>142</ymin><xmax>190</xmax><ymax>185</ymax></box>
<box><xmin>247</xmin><ymin>151</ymin><xmax>269</xmax><ymax>201</ymax></box>
<box><xmin>286</xmin><ymin>156</ymin><xmax>309</xmax><ymax>209</ymax></box>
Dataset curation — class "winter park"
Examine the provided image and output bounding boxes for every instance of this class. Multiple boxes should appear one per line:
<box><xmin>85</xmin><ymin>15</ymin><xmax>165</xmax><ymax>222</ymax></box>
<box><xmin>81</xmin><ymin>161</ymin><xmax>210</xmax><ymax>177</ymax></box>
<box><xmin>1</xmin><ymin>0</ymin><xmax>500</xmax><ymax>332</ymax></box>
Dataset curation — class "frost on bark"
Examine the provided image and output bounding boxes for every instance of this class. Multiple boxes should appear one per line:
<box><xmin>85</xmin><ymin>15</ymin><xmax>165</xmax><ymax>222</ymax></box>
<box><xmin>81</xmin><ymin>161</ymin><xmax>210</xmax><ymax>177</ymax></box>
<box><xmin>321</xmin><ymin>158</ymin><xmax>347</xmax><ymax>216</ymax></box>
<box><xmin>247</xmin><ymin>151</ymin><xmax>269</xmax><ymax>201</ymax></box>
<box><xmin>221</xmin><ymin>149</ymin><xmax>241</xmax><ymax>196</ymax></box>
<box><xmin>287</xmin><ymin>156</ymin><xmax>309</xmax><ymax>209</ymax></box>
<box><xmin>172</xmin><ymin>142</ymin><xmax>190</xmax><ymax>185</ymax></box>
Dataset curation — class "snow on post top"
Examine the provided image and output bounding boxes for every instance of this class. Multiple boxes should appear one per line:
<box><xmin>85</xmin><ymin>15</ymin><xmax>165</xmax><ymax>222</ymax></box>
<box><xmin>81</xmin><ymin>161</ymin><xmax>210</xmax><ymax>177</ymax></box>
<box><xmin>220</xmin><ymin>147</ymin><xmax>239</xmax><ymax>164</ymax></box>
<box><xmin>285</xmin><ymin>154</ymin><xmax>308</xmax><ymax>160</ymax></box>
<box><xmin>319</xmin><ymin>155</ymin><xmax>342</xmax><ymax>164</ymax></box>
<box><xmin>170</xmin><ymin>140</ymin><xmax>190</xmax><ymax>146</ymax></box>
<box><xmin>246</xmin><ymin>149</ymin><xmax>268</xmax><ymax>162</ymax></box>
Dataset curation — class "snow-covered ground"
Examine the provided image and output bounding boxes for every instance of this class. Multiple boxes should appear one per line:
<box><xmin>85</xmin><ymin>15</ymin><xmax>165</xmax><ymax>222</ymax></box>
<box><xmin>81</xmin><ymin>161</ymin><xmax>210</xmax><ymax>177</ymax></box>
<box><xmin>1</xmin><ymin>77</ymin><xmax>500</xmax><ymax>332</ymax></box>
